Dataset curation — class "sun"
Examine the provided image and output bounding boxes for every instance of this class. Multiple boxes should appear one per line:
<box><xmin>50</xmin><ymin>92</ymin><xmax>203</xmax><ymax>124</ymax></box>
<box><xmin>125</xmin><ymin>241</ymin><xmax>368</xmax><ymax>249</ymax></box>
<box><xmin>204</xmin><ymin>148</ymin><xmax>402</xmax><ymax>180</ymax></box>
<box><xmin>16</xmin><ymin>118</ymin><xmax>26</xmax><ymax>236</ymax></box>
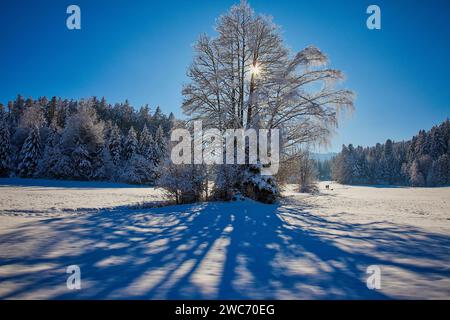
<box><xmin>249</xmin><ymin>63</ymin><xmax>261</xmax><ymax>76</ymax></box>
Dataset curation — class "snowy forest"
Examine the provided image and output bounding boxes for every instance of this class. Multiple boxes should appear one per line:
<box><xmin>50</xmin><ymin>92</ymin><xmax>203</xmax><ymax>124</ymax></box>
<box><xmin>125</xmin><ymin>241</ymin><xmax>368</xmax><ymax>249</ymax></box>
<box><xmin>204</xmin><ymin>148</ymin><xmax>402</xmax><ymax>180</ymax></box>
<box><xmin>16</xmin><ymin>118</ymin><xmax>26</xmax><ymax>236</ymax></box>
<box><xmin>0</xmin><ymin>95</ymin><xmax>174</xmax><ymax>184</ymax></box>
<box><xmin>331</xmin><ymin>119</ymin><xmax>450</xmax><ymax>187</ymax></box>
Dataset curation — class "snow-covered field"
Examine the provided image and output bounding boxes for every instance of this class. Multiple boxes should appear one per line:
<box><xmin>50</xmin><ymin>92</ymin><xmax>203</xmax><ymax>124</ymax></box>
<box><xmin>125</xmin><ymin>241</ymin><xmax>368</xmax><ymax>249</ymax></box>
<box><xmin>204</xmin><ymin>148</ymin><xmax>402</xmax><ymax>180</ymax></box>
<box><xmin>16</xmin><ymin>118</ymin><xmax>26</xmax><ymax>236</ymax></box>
<box><xmin>0</xmin><ymin>178</ymin><xmax>449</xmax><ymax>299</ymax></box>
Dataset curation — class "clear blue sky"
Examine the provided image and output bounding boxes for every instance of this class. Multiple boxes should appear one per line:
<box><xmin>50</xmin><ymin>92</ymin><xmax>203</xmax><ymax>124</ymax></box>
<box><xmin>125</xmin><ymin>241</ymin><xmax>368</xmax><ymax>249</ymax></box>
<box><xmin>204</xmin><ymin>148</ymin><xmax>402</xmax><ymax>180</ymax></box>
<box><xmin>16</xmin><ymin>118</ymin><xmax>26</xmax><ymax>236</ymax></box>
<box><xmin>0</xmin><ymin>0</ymin><xmax>449</xmax><ymax>152</ymax></box>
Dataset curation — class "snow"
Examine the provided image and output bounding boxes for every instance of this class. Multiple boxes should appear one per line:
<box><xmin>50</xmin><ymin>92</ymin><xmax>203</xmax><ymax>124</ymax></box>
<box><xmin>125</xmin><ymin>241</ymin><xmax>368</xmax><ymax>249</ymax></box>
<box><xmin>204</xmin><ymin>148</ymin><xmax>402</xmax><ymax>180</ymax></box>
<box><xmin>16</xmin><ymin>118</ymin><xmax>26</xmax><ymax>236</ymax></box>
<box><xmin>0</xmin><ymin>179</ymin><xmax>449</xmax><ymax>299</ymax></box>
<box><xmin>0</xmin><ymin>178</ymin><xmax>165</xmax><ymax>216</ymax></box>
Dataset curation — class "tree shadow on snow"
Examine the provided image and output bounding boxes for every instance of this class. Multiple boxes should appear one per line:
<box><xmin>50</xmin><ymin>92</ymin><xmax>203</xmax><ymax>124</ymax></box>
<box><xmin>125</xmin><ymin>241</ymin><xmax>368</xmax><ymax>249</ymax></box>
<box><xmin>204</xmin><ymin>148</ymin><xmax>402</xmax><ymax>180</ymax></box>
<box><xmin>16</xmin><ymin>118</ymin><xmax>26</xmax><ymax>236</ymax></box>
<box><xmin>0</xmin><ymin>178</ymin><xmax>148</xmax><ymax>189</ymax></box>
<box><xmin>0</xmin><ymin>198</ymin><xmax>449</xmax><ymax>299</ymax></box>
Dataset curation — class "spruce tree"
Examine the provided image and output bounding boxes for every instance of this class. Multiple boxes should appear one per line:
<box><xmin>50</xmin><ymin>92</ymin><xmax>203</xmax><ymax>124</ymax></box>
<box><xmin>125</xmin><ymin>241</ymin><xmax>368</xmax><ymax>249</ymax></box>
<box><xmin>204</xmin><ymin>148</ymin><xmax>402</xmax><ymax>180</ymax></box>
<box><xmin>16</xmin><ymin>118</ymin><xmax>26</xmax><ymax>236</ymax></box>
<box><xmin>0</xmin><ymin>116</ymin><xmax>11</xmax><ymax>176</ymax></box>
<box><xmin>18</xmin><ymin>126</ymin><xmax>42</xmax><ymax>177</ymax></box>
<box><xmin>72</xmin><ymin>144</ymin><xmax>92</xmax><ymax>180</ymax></box>
<box><xmin>108</xmin><ymin>125</ymin><xmax>122</xmax><ymax>166</ymax></box>
<box><xmin>139</xmin><ymin>125</ymin><xmax>155</xmax><ymax>161</ymax></box>
<box><xmin>37</xmin><ymin>119</ymin><xmax>61</xmax><ymax>177</ymax></box>
<box><xmin>123</xmin><ymin>127</ymin><xmax>138</xmax><ymax>161</ymax></box>
<box><xmin>154</xmin><ymin>125</ymin><xmax>167</xmax><ymax>165</ymax></box>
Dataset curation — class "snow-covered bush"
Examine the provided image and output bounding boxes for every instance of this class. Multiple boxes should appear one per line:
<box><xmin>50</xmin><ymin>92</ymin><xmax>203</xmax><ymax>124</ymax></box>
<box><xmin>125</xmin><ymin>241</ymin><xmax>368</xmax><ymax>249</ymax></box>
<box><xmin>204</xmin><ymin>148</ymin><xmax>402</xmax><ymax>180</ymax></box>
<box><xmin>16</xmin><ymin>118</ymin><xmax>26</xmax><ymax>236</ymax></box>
<box><xmin>242</xmin><ymin>164</ymin><xmax>279</xmax><ymax>204</ymax></box>
<box><xmin>212</xmin><ymin>164</ymin><xmax>243</xmax><ymax>201</ymax></box>
<box><xmin>157</xmin><ymin>161</ymin><xmax>208</xmax><ymax>204</ymax></box>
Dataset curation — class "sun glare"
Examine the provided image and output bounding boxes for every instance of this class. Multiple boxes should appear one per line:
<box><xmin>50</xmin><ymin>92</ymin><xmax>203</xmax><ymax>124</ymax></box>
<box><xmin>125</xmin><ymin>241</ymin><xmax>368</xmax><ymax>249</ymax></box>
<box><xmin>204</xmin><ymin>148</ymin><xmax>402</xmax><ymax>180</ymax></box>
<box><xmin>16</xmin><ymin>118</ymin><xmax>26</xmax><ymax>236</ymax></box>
<box><xmin>250</xmin><ymin>63</ymin><xmax>261</xmax><ymax>76</ymax></box>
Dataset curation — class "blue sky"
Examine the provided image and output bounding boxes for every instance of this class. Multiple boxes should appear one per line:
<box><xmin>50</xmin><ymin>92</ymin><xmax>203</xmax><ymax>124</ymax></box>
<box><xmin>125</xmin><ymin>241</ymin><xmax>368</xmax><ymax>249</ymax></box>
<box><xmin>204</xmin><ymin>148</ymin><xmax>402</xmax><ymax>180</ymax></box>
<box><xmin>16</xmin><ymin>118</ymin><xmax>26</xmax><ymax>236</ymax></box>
<box><xmin>0</xmin><ymin>0</ymin><xmax>449</xmax><ymax>152</ymax></box>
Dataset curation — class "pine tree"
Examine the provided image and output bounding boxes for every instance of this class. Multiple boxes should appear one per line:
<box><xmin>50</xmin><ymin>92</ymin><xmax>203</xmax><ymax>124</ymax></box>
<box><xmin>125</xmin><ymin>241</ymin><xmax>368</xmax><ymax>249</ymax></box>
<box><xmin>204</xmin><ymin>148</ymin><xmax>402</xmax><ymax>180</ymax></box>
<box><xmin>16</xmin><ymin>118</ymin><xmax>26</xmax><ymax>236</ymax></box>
<box><xmin>11</xmin><ymin>94</ymin><xmax>25</xmax><ymax>125</ymax></box>
<box><xmin>154</xmin><ymin>125</ymin><xmax>167</xmax><ymax>165</ymax></box>
<box><xmin>0</xmin><ymin>116</ymin><xmax>11</xmax><ymax>176</ymax></box>
<box><xmin>108</xmin><ymin>125</ymin><xmax>122</xmax><ymax>166</ymax></box>
<box><xmin>119</xmin><ymin>153</ymin><xmax>154</xmax><ymax>184</ymax></box>
<box><xmin>37</xmin><ymin>119</ymin><xmax>61</xmax><ymax>177</ymax></box>
<box><xmin>123</xmin><ymin>127</ymin><xmax>138</xmax><ymax>161</ymax></box>
<box><xmin>332</xmin><ymin>145</ymin><xmax>353</xmax><ymax>184</ymax></box>
<box><xmin>167</xmin><ymin>112</ymin><xmax>176</xmax><ymax>131</ymax></box>
<box><xmin>18</xmin><ymin>126</ymin><xmax>42</xmax><ymax>177</ymax></box>
<box><xmin>153</xmin><ymin>106</ymin><xmax>164</xmax><ymax>123</ymax></box>
<box><xmin>46</xmin><ymin>96</ymin><xmax>58</xmax><ymax>125</ymax></box>
<box><xmin>436</xmin><ymin>154</ymin><xmax>449</xmax><ymax>185</ymax></box>
<box><xmin>95</xmin><ymin>146</ymin><xmax>115</xmax><ymax>181</ymax></box>
<box><xmin>381</xmin><ymin>139</ymin><xmax>396</xmax><ymax>184</ymax></box>
<box><xmin>410</xmin><ymin>160</ymin><xmax>425</xmax><ymax>187</ymax></box>
<box><xmin>72</xmin><ymin>144</ymin><xmax>92</xmax><ymax>180</ymax></box>
<box><xmin>139</xmin><ymin>125</ymin><xmax>154</xmax><ymax>159</ymax></box>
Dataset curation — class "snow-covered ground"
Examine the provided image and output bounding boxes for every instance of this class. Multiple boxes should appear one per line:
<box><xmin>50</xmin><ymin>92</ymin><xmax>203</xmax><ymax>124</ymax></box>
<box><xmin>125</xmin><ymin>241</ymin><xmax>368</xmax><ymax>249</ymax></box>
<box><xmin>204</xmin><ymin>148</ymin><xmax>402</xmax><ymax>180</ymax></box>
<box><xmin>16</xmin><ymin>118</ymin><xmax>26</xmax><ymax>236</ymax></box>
<box><xmin>0</xmin><ymin>178</ymin><xmax>449</xmax><ymax>299</ymax></box>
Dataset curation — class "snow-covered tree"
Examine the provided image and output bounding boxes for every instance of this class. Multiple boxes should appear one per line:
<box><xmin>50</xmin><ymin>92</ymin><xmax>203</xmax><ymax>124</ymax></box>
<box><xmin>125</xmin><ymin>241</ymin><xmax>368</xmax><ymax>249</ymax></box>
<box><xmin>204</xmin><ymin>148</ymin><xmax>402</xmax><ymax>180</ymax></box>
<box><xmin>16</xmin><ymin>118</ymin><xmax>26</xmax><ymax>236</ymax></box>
<box><xmin>37</xmin><ymin>120</ymin><xmax>62</xmax><ymax>177</ymax></box>
<box><xmin>119</xmin><ymin>153</ymin><xmax>154</xmax><ymax>184</ymax></box>
<box><xmin>139</xmin><ymin>125</ymin><xmax>154</xmax><ymax>160</ymax></box>
<box><xmin>0</xmin><ymin>115</ymin><xmax>11</xmax><ymax>176</ymax></box>
<box><xmin>182</xmin><ymin>0</ymin><xmax>354</xmax><ymax>202</ymax></box>
<box><xmin>60</xmin><ymin>102</ymin><xmax>104</xmax><ymax>179</ymax></box>
<box><xmin>436</xmin><ymin>154</ymin><xmax>449</xmax><ymax>185</ymax></box>
<box><xmin>153</xmin><ymin>106</ymin><xmax>164</xmax><ymax>123</ymax></box>
<box><xmin>62</xmin><ymin>102</ymin><xmax>104</xmax><ymax>153</ymax></box>
<box><xmin>410</xmin><ymin>160</ymin><xmax>425</xmax><ymax>187</ymax></box>
<box><xmin>71</xmin><ymin>144</ymin><xmax>92</xmax><ymax>180</ymax></box>
<box><xmin>331</xmin><ymin>145</ymin><xmax>353</xmax><ymax>184</ymax></box>
<box><xmin>10</xmin><ymin>94</ymin><xmax>25</xmax><ymax>126</ymax></box>
<box><xmin>19</xmin><ymin>102</ymin><xmax>45</xmax><ymax>130</ymax></box>
<box><xmin>107</xmin><ymin>124</ymin><xmax>122</xmax><ymax>166</ymax></box>
<box><xmin>95</xmin><ymin>146</ymin><xmax>115</xmax><ymax>181</ymax></box>
<box><xmin>122</xmin><ymin>127</ymin><xmax>138</xmax><ymax>161</ymax></box>
<box><xmin>118</xmin><ymin>126</ymin><xmax>156</xmax><ymax>184</ymax></box>
<box><xmin>17</xmin><ymin>126</ymin><xmax>42</xmax><ymax>177</ymax></box>
<box><xmin>153</xmin><ymin>125</ymin><xmax>167</xmax><ymax>165</ymax></box>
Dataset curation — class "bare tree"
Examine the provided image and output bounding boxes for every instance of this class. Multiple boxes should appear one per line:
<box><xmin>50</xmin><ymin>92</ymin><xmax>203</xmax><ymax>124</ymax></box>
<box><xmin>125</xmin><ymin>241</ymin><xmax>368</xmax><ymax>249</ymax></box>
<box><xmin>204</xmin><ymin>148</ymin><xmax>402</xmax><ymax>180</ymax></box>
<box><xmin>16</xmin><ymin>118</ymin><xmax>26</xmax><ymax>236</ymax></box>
<box><xmin>297</xmin><ymin>150</ymin><xmax>318</xmax><ymax>193</ymax></box>
<box><xmin>276</xmin><ymin>148</ymin><xmax>317</xmax><ymax>193</ymax></box>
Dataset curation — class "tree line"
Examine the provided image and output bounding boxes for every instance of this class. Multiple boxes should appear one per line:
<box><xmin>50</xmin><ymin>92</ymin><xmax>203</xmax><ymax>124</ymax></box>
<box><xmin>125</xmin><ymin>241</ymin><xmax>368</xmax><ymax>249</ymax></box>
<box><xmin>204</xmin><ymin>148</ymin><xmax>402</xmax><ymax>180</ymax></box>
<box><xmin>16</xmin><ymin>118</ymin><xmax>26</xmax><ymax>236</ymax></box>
<box><xmin>331</xmin><ymin>119</ymin><xmax>450</xmax><ymax>187</ymax></box>
<box><xmin>0</xmin><ymin>95</ymin><xmax>174</xmax><ymax>184</ymax></box>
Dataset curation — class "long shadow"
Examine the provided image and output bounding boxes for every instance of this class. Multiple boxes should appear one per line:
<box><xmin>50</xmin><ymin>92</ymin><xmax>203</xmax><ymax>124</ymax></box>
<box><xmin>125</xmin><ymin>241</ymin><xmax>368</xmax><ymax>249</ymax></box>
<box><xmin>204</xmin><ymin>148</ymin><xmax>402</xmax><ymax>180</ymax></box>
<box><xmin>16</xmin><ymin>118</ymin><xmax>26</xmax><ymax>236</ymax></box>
<box><xmin>0</xmin><ymin>197</ymin><xmax>449</xmax><ymax>299</ymax></box>
<box><xmin>0</xmin><ymin>178</ymin><xmax>148</xmax><ymax>189</ymax></box>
